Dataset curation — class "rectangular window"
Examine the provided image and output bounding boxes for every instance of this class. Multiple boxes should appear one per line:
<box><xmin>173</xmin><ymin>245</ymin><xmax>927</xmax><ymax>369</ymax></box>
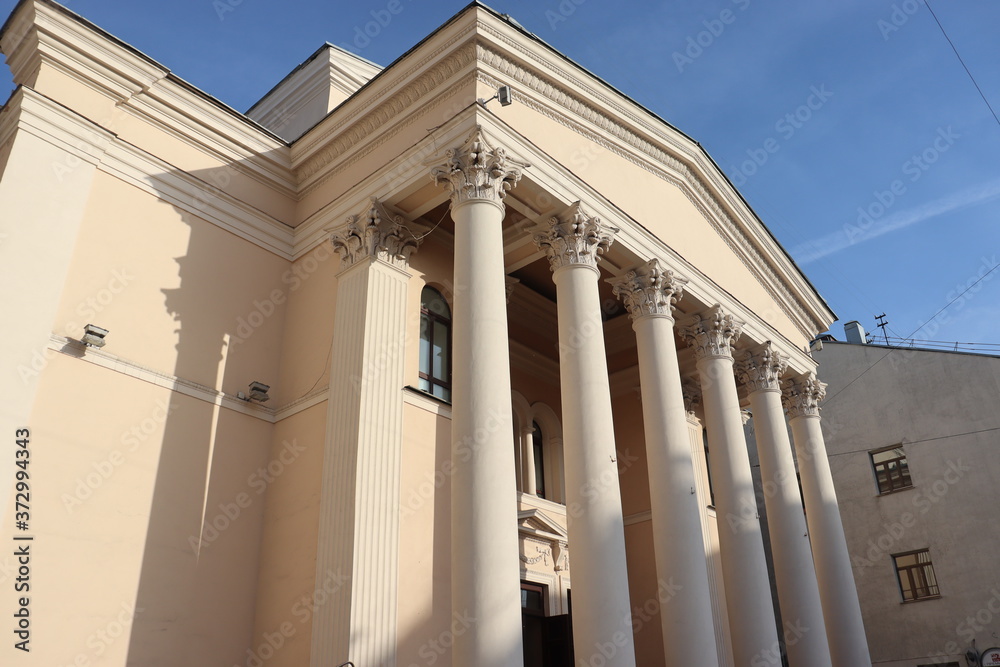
<box><xmin>870</xmin><ymin>445</ymin><xmax>912</xmax><ymax>494</ymax></box>
<box><xmin>893</xmin><ymin>549</ymin><xmax>940</xmax><ymax>601</ymax></box>
<box><xmin>521</xmin><ymin>582</ymin><xmax>546</xmax><ymax>616</ymax></box>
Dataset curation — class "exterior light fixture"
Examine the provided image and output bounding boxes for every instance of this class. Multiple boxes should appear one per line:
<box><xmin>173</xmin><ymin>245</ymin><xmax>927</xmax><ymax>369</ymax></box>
<box><xmin>81</xmin><ymin>324</ymin><xmax>109</xmax><ymax>348</ymax></box>
<box><xmin>478</xmin><ymin>85</ymin><xmax>513</xmax><ymax>108</ymax></box>
<box><xmin>247</xmin><ymin>381</ymin><xmax>270</xmax><ymax>403</ymax></box>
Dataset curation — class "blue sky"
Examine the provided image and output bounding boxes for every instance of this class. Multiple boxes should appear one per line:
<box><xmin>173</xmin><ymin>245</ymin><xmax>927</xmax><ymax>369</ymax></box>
<box><xmin>2</xmin><ymin>0</ymin><xmax>998</xmax><ymax>347</ymax></box>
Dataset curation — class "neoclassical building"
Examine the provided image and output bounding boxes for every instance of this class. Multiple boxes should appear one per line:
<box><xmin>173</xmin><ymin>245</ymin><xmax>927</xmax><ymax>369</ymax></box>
<box><xmin>0</xmin><ymin>1</ymin><xmax>871</xmax><ymax>666</ymax></box>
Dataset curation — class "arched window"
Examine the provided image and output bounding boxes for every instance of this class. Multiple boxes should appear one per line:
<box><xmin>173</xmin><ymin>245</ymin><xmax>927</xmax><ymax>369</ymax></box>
<box><xmin>532</xmin><ymin>422</ymin><xmax>546</xmax><ymax>499</ymax></box>
<box><xmin>419</xmin><ymin>286</ymin><xmax>451</xmax><ymax>401</ymax></box>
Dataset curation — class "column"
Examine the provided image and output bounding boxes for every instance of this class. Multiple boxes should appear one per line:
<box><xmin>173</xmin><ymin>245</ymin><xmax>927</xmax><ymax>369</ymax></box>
<box><xmin>431</xmin><ymin>127</ymin><xmax>527</xmax><ymax>667</ymax></box>
<box><xmin>609</xmin><ymin>260</ymin><xmax>720</xmax><ymax>666</ymax></box>
<box><xmin>312</xmin><ymin>198</ymin><xmax>420</xmax><ymax>667</ymax></box>
<box><xmin>738</xmin><ymin>344</ymin><xmax>832</xmax><ymax>667</ymax></box>
<box><xmin>783</xmin><ymin>375</ymin><xmax>872</xmax><ymax>667</ymax></box>
<box><xmin>679</xmin><ymin>306</ymin><xmax>780</xmax><ymax>663</ymax></box>
<box><xmin>534</xmin><ymin>202</ymin><xmax>636</xmax><ymax>667</ymax></box>
<box><xmin>522</xmin><ymin>424</ymin><xmax>537</xmax><ymax>496</ymax></box>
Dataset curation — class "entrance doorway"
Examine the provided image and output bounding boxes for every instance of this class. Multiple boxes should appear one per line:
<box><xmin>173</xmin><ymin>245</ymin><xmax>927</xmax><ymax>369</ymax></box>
<box><xmin>521</xmin><ymin>582</ymin><xmax>573</xmax><ymax>667</ymax></box>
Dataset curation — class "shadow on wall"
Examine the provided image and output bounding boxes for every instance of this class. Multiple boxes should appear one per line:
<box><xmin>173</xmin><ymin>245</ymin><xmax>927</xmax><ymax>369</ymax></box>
<box><xmin>124</xmin><ymin>152</ymin><xmax>323</xmax><ymax>666</ymax></box>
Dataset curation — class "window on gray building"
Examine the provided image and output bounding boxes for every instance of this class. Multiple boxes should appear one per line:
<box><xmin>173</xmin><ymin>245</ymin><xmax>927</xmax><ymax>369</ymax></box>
<box><xmin>893</xmin><ymin>549</ymin><xmax>940</xmax><ymax>601</ymax></box>
<box><xmin>870</xmin><ymin>445</ymin><xmax>912</xmax><ymax>494</ymax></box>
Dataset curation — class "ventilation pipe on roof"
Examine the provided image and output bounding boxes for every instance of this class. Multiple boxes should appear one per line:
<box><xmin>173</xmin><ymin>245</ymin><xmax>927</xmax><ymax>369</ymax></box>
<box><xmin>844</xmin><ymin>321</ymin><xmax>867</xmax><ymax>345</ymax></box>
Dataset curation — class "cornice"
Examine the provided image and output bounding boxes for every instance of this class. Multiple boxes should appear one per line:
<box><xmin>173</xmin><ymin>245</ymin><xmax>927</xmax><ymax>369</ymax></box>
<box><xmin>3</xmin><ymin>1</ymin><xmax>295</xmax><ymax>195</ymax></box>
<box><xmin>12</xmin><ymin>87</ymin><xmax>295</xmax><ymax>259</ymax></box>
<box><xmin>466</xmin><ymin>26</ymin><xmax>831</xmax><ymax>338</ymax></box>
<box><xmin>293</xmin><ymin>40</ymin><xmax>478</xmax><ymax>189</ymax></box>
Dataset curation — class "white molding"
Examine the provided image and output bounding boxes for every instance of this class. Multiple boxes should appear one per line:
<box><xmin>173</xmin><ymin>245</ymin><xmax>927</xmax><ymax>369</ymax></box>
<box><xmin>13</xmin><ymin>87</ymin><xmax>296</xmax><ymax>259</ymax></box>
<box><xmin>402</xmin><ymin>387</ymin><xmax>452</xmax><ymax>418</ymax></box>
<box><xmin>623</xmin><ymin>510</ymin><xmax>652</xmax><ymax>526</ymax></box>
<box><xmin>44</xmin><ymin>334</ymin><xmax>275</xmax><ymax>421</ymax></box>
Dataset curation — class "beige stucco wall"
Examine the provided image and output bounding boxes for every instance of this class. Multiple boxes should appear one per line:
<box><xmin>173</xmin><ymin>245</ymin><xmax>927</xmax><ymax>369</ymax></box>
<box><xmin>250</xmin><ymin>402</ymin><xmax>328</xmax><ymax>667</ymax></box>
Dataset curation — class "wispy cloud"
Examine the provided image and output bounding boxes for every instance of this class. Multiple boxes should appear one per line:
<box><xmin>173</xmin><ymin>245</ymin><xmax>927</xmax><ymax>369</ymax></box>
<box><xmin>791</xmin><ymin>179</ymin><xmax>1000</xmax><ymax>265</ymax></box>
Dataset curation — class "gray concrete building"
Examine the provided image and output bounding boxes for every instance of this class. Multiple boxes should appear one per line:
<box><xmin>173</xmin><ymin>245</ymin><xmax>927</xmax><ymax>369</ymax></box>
<box><xmin>808</xmin><ymin>329</ymin><xmax>1000</xmax><ymax>667</ymax></box>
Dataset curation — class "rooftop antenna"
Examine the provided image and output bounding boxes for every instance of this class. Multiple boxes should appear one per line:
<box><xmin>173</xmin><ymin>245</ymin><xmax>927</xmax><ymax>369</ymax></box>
<box><xmin>875</xmin><ymin>313</ymin><xmax>889</xmax><ymax>345</ymax></box>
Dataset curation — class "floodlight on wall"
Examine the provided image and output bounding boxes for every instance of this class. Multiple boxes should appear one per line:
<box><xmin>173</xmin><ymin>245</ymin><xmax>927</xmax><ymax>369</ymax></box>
<box><xmin>81</xmin><ymin>324</ymin><xmax>109</xmax><ymax>348</ymax></box>
<box><xmin>478</xmin><ymin>85</ymin><xmax>513</xmax><ymax>108</ymax></box>
<box><xmin>247</xmin><ymin>381</ymin><xmax>270</xmax><ymax>403</ymax></box>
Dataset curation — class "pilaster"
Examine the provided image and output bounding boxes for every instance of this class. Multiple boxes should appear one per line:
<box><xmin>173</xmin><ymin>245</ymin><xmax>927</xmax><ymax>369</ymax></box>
<box><xmin>311</xmin><ymin>198</ymin><xmax>420</xmax><ymax>667</ymax></box>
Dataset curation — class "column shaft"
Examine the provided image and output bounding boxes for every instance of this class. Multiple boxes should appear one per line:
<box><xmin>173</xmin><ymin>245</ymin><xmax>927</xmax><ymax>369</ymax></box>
<box><xmin>450</xmin><ymin>197</ymin><xmax>523</xmax><ymax>667</ymax></box>
<box><xmin>522</xmin><ymin>427</ymin><xmax>537</xmax><ymax>496</ymax></box>
<box><xmin>431</xmin><ymin>127</ymin><xmax>528</xmax><ymax>667</ymax></box>
<box><xmin>554</xmin><ymin>264</ymin><xmax>635</xmax><ymax>667</ymax></box>
<box><xmin>610</xmin><ymin>260</ymin><xmax>719</xmax><ymax>665</ymax></box>
<box><xmin>740</xmin><ymin>351</ymin><xmax>831</xmax><ymax>666</ymax></box>
<box><xmin>535</xmin><ymin>203</ymin><xmax>635</xmax><ymax>667</ymax></box>
<box><xmin>785</xmin><ymin>376</ymin><xmax>871</xmax><ymax>667</ymax></box>
<box><xmin>682</xmin><ymin>308</ymin><xmax>780</xmax><ymax>663</ymax></box>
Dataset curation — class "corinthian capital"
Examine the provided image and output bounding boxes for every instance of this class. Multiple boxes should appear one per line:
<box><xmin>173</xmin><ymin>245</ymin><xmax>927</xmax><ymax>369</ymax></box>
<box><xmin>608</xmin><ymin>259</ymin><xmax>687</xmax><ymax>321</ymax></box>
<box><xmin>330</xmin><ymin>198</ymin><xmax>420</xmax><ymax>270</ymax></box>
<box><xmin>782</xmin><ymin>373</ymin><xmax>827</xmax><ymax>418</ymax></box>
<box><xmin>678</xmin><ymin>305</ymin><xmax>744</xmax><ymax>361</ymax></box>
<box><xmin>736</xmin><ymin>342</ymin><xmax>788</xmax><ymax>393</ymax></box>
<box><xmin>533</xmin><ymin>201</ymin><xmax>617</xmax><ymax>272</ymax></box>
<box><xmin>429</xmin><ymin>126</ymin><xmax>528</xmax><ymax>207</ymax></box>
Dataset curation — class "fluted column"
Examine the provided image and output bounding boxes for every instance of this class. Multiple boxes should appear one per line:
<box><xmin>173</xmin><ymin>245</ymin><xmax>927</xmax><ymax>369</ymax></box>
<box><xmin>312</xmin><ymin>199</ymin><xmax>421</xmax><ymax>667</ymax></box>
<box><xmin>609</xmin><ymin>260</ymin><xmax>720</xmax><ymax>666</ymax></box>
<box><xmin>737</xmin><ymin>345</ymin><xmax>832</xmax><ymax>667</ymax></box>
<box><xmin>430</xmin><ymin>127</ymin><xmax>527</xmax><ymax>667</ymax></box>
<box><xmin>783</xmin><ymin>375</ymin><xmax>872</xmax><ymax>667</ymax></box>
<box><xmin>534</xmin><ymin>203</ymin><xmax>636</xmax><ymax>667</ymax></box>
<box><xmin>679</xmin><ymin>306</ymin><xmax>780</xmax><ymax>663</ymax></box>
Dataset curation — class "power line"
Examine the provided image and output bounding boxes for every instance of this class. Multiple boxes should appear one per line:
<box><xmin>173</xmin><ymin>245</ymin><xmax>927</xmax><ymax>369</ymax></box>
<box><xmin>925</xmin><ymin>0</ymin><xmax>1000</xmax><ymax>129</ymax></box>
<box><xmin>822</xmin><ymin>261</ymin><xmax>1000</xmax><ymax>406</ymax></box>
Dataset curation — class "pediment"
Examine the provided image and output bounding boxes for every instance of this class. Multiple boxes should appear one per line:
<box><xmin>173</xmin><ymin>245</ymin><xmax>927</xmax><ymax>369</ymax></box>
<box><xmin>517</xmin><ymin>509</ymin><xmax>567</xmax><ymax>543</ymax></box>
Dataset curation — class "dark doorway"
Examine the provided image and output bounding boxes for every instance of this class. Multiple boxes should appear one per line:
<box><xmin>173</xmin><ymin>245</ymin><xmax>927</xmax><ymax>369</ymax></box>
<box><xmin>521</xmin><ymin>582</ymin><xmax>574</xmax><ymax>667</ymax></box>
